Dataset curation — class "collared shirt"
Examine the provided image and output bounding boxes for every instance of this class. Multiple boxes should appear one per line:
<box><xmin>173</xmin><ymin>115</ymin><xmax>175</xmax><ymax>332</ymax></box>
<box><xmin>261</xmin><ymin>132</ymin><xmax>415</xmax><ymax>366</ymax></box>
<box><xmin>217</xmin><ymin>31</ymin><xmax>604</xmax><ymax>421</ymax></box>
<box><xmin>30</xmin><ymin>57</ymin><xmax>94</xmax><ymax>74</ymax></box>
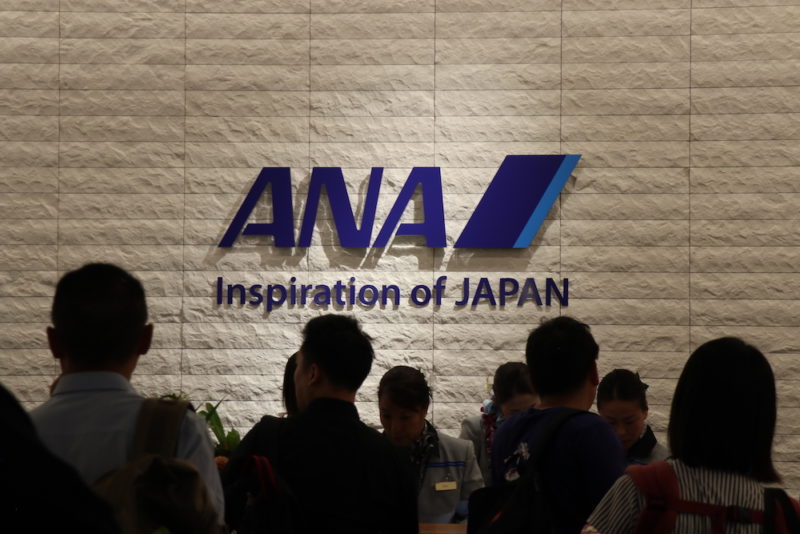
<box><xmin>30</xmin><ymin>372</ymin><xmax>224</xmax><ymax>525</ymax></box>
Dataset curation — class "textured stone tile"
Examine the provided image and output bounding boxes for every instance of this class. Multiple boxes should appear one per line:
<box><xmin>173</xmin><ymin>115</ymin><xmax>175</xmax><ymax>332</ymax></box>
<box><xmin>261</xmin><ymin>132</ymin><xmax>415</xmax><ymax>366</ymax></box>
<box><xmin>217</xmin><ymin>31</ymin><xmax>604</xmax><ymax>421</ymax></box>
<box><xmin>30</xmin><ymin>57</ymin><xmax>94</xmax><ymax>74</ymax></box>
<box><xmin>60</xmin><ymin>167</ymin><xmax>184</xmax><ymax>194</ymax></box>
<box><xmin>436</xmin><ymin>64</ymin><xmax>560</xmax><ymax>91</ymax></box>
<box><xmin>564</xmin><ymin>9</ymin><xmax>689</xmax><ymax>37</ymax></box>
<box><xmin>692</xmin><ymin>33</ymin><xmax>800</xmax><ymax>62</ymax></box>
<box><xmin>188</xmin><ymin>13</ymin><xmax>308</xmax><ymax>39</ymax></box>
<box><xmin>436</xmin><ymin>11</ymin><xmax>560</xmax><ymax>39</ymax></box>
<box><xmin>61</xmin><ymin>12</ymin><xmax>185</xmax><ymax>39</ymax></box>
<box><xmin>186</xmin><ymin>142</ymin><xmax>308</xmax><ymax>167</ymax></box>
<box><xmin>0</xmin><ymin>37</ymin><xmax>57</xmax><ymax>63</ymax></box>
<box><xmin>310</xmin><ymin>142</ymin><xmax>433</xmax><ymax>168</ymax></box>
<box><xmin>432</xmin><ymin>300</ymin><xmax>558</xmax><ymax>325</ymax></box>
<box><xmin>691</xmin><ymin>247</ymin><xmax>800</xmax><ymax>273</ymax></box>
<box><xmin>562</xmin><ymin>193</ymin><xmax>689</xmax><ymax>220</ymax></box>
<box><xmin>693</xmin><ymin>60</ymin><xmax>800</xmax><ymax>88</ymax></box>
<box><xmin>0</xmin><ymin>374</ymin><xmax>51</xmax><ymax>401</ymax></box>
<box><xmin>187</xmin><ymin>91</ymin><xmax>308</xmax><ymax>117</ymax></box>
<box><xmin>691</xmin><ymin>326</ymin><xmax>800</xmax><ymax>354</ymax></box>
<box><xmin>563</xmin><ymin>36</ymin><xmax>689</xmax><ymax>63</ymax></box>
<box><xmin>691</xmin><ymin>193</ymin><xmax>800</xmax><ymax>220</ymax></box>
<box><xmin>0</xmin><ymin>167</ymin><xmax>57</xmax><ymax>193</ymax></box>
<box><xmin>185</xmin><ymin>244</ymin><xmax>309</xmax><ymax>271</ymax></box>
<box><xmin>310</xmin><ymin>90</ymin><xmax>433</xmax><ymax>117</ymax></box>
<box><xmin>61</xmin><ymin>90</ymin><xmax>184</xmax><ymax>116</ymax></box>
<box><xmin>189</xmin><ymin>0</ymin><xmax>308</xmax><ymax>11</ymax></box>
<box><xmin>436</xmin><ymin>38</ymin><xmax>560</xmax><ymax>64</ymax></box>
<box><xmin>0</xmin><ymin>219</ymin><xmax>56</xmax><ymax>245</ymax></box>
<box><xmin>563</xmin><ymin>89</ymin><xmax>689</xmax><ymax>115</ymax></box>
<box><xmin>562</xmin><ymin>220</ymin><xmax>689</xmax><ymax>246</ymax></box>
<box><xmin>568</xmin><ymin>298</ymin><xmax>690</xmax><ymax>325</ymax></box>
<box><xmin>0</xmin><ymin>193</ymin><xmax>57</xmax><ymax>219</ymax></box>
<box><xmin>435</xmin><ymin>116</ymin><xmax>559</xmax><ymax>142</ymax></box>
<box><xmin>433</xmin><ymin>324</ymin><xmax>528</xmax><ymax>351</ymax></box>
<box><xmin>310</xmin><ymin>39</ymin><xmax>432</xmax><ymax>65</ymax></box>
<box><xmin>0</xmin><ymin>349</ymin><xmax>54</xmax><ymax>375</ymax></box>
<box><xmin>0</xmin><ymin>116</ymin><xmax>57</xmax><ymax>141</ymax></box>
<box><xmin>310</xmin><ymin>0</ymin><xmax>433</xmax><ymax>12</ymax></box>
<box><xmin>692</xmin><ymin>273</ymin><xmax>800</xmax><ymax>300</ymax></box>
<box><xmin>58</xmin><ymin>245</ymin><xmax>184</xmax><ymax>271</ymax></box>
<box><xmin>308</xmin><ymin>246</ymin><xmax>435</xmax><ymax>271</ymax></box>
<box><xmin>0</xmin><ymin>246</ymin><xmax>56</xmax><ymax>270</ymax></box>
<box><xmin>692</xmin><ymin>87</ymin><xmax>800</xmax><ymax>114</ymax></box>
<box><xmin>0</xmin><ymin>65</ymin><xmax>57</xmax><ymax>91</ymax></box>
<box><xmin>562</xmin><ymin>62</ymin><xmax>688</xmax><ymax>90</ymax></box>
<box><xmin>60</xmin><ymin>142</ymin><xmax>184</xmax><ymax>168</ymax></box>
<box><xmin>186</xmin><ymin>117</ymin><xmax>307</xmax><ymax>143</ymax></box>
<box><xmin>436</xmin><ymin>246</ymin><xmax>561</xmax><ymax>273</ymax></box>
<box><xmin>59</xmin><ymin>219</ymin><xmax>183</xmax><ymax>245</ymax></box>
<box><xmin>187</xmin><ymin>39</ymin><xmax>308</xmax><ymax>65</ymax></box>
<box><xmin>693</xmin><ymin>6</ymin><xmax>800</xmax><ymax>34</ymax></box>
<box><xmin>692</xmin><ymin>140</ymin><xmax>800</xmax><ymax>167</ymax></box>
<box><xmin>593</xmin><ymin>325</ymin><xmax>690</xmax><ymax>352</ymax></box>
<box><xmin>311</xmin><ymin>65</ymin><xmax>432</xmax><ymax>91</ymax></box>
<box><xmin>0</xmin><ymin>90</ymin><xmax>58</xmax><ymax>115</ymax></box>
<box><xmin>311</xmin><ymin>13</ymin><xmax>434</xmax><ymax>39</ymax></box>
<box><xmin>692</xmin><ymin>299</ymin><xmax>800</xmax><ymax>327</ymax></box>
<box><xmin>695</xmin><ymin>0</ymin><xmax>800</xmax><ymax>6</ymax></box>
<box><xmin>438</xmin><ymin>0</ymin><xmax>559</xmax><ymax>11</ymax></box>
<box><xmin>0</xmin><ymin>142</ymin><xmax>57</xmax><ymax>167</ymax></box>
<box><xmin>691</xmin><ymin>167</ymin><xmax>800</xmax><ymax>193</ymax></box>
<box><xmin>692</xmin><ymin>114</ymin><xmax>800</xmax><ymax>141</ymax></box>
<box><xmin>561</xmin><ymin>141</ymin><xmax>690</xmax><ymax>168</ymax></box>
<box><xmin>566</xmin><ymin>167</ymin><xmax>689</xmax><ymax>194</ymax></box>
<box><xmin>186</xmin><ymin>65</ymin><xmax>308</xmax><ymax>91</ymax></box>
<box><xmin>435</xmin><ymin>90</ymin><xmax>560</xmax><ymax>116</ymax></box>
<box><xmin>62</xmin><ymin>0</ymin><xmax>183</xmax><ymax>10</ymax></box>
<box><xmin>0</xmin><ymin>11</ymin><xmax>58</xmax><ymax>37</ymax></box>
<box><xmin>3</xmin><ymin>0</ymin><xmax>59</xmax><ymax>9</ymax></box>
<box><xmin>436</xmin><ymin>141</ymin><xmax>560</xmax><ymax>167</ymax></box>
<box><xmin>562</xmin><ymin>115</ymin><xmax>689</xmax><ymax>142</ymax></box>
<box><xmin>60</xmin><ymin>116</ymin><xmax>184</xmax><ymax>142</ymax></box>
<box><xmin>59</xmin><ymin>193</ymin><xmax>184</xmax><ymax>219</ymax></box>
<box><xmin>564</xmin><ymin>272</ymin><xmax>690</xmax><ymax>299</ymax></box>
<box><xmin>61</xmin><ymin>38</ymin><xmax>185</xmax><ymax>64</ymax></box>
<box><xmin>60</xmin><ymin>64</ymin><xmax>184</xmax><ymax>91</ymax></box>
<box><xmin>564</xmin><ymin>0</ymin><xmax>689</xmax><ymax>8</ymax></box>
<box><xmin>134</xmin><ymin>349</ymin><xmax>181</xmax><ymax>375</ymax></box>
<box><xmin>692</xmin><ymin>220</ymin><xmax>800</xmax><ymax>247</ymax></box>
<box><xmin>0</xmin><ymin>270</ymin><xmax>55</xmax><ymax>297</ymax></box>
<box><xmin>562</xmin><ymin>246</ymin><xmax>690</xmax><ymax>272</ymax></box>
<box><xmin>310</xmin><ymin>117</ymin><xmax>432</xmax><ymax>143</ymax></box>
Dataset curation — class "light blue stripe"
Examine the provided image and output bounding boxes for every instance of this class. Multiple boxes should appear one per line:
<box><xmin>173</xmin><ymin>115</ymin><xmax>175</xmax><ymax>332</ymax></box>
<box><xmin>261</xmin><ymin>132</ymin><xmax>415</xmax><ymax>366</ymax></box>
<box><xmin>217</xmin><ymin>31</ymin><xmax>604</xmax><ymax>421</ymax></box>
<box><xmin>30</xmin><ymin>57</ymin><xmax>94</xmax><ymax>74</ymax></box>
<box><xmin>513</xmin><ymin>154</ymin><xmax>581</xmax><ymax>248</ymax></box>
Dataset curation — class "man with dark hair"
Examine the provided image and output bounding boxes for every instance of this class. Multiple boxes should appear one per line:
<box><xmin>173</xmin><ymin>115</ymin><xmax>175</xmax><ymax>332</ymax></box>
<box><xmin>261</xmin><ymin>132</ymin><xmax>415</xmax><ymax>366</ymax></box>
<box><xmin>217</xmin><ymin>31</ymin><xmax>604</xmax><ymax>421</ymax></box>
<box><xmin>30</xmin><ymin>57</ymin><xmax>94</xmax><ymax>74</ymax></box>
<box><xmin>30</xmin><ymin>263</ymin><xmax>224</xmax><ymax>525</ymax></box>
<box><xmin>223</xmin><ymin>314</ymin><xmax>418</xmax><ymax>534</ymax></box>
<box><xmin>490</xmin><ymin>316</ymin><xmax>625</xmax><ymax>533</ymax></box>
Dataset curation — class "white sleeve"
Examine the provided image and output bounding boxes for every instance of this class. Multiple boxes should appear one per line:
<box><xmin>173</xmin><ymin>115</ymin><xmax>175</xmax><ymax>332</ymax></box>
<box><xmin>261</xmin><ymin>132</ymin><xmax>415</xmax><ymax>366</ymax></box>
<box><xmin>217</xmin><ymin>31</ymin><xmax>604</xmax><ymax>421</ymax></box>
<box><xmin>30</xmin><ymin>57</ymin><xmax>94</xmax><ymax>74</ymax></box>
<box><xmin>584</xmin><ymin>474</ymin><xmax>644</xmax><ymax>534</ymax></box>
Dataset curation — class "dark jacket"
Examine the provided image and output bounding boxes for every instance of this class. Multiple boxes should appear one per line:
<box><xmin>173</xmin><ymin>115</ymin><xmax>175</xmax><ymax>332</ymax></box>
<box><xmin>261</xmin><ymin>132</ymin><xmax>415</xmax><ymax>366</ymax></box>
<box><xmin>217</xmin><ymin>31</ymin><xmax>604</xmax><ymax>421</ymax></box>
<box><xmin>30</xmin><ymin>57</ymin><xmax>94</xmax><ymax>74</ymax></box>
<box><xmin>223</xmin><ymin>397</ymin><xmax>418</xmax><ymax>534</ymax></box>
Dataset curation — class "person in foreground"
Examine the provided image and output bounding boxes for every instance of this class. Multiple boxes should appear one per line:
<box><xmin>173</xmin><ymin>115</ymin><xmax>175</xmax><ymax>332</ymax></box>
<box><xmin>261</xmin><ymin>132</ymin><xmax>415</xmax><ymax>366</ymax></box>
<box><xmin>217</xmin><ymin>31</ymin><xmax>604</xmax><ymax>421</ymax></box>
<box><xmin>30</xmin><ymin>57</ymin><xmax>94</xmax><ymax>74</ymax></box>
<box><xmin>379</xmin><ymin>366</ymin><xmax>484</xmax><ymax>523</ymax></box>
<box><xmin>584</xmin><ymin>337</ymin><xmax>800</xmax><ymax>533</ymax></box>
<box><xmin>597</xmin><ymin>369</ymin><xmax>669</xmax><ymax>465</ymax></box>
<box><xmin>491</xmin><ymin>316</ymin><xmax>626</xmax><ymax>533</ymax></box>
<box><xmin>223</xmin><ymin>314</ymin><xmax>418</xmax><ymax>534</ymax></box>
<box><xmin>460</xmin><ymin>362</ymin><xmax>538</xmax><ymax>485</ymax></box>
<box><xmin>29</xmin><ymin>263</ymin><xmax>224</xmax><ymax>527</ymax></box>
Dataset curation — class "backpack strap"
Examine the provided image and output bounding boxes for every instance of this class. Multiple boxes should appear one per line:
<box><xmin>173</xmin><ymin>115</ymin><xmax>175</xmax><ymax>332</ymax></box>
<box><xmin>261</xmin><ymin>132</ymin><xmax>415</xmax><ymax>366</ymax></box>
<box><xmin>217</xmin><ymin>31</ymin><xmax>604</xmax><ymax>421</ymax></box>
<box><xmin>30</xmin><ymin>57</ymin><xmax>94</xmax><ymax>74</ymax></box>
<box><xmin>627</xmin><ymin>461</ymin><xmax>681</xmax><ymax>534</ymax></box>
<box><xmin>130</xmin><ymin>398</ymin><xmax>190</xmax><ymax>460</ymax></box>
<box><xmin>525</xmin><ymin>408</ymin><xmax>587</xmax><ymax>479</ymax></box>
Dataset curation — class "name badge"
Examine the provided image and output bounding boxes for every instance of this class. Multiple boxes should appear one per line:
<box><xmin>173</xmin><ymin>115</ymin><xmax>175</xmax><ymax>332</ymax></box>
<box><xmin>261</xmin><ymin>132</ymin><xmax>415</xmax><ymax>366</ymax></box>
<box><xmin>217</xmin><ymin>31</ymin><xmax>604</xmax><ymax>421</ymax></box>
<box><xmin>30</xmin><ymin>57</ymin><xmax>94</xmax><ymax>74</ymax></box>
<box><xmin>435</xmin><ymin>481</ymin><xmax>457</xmax><ymax>491</ymax></box>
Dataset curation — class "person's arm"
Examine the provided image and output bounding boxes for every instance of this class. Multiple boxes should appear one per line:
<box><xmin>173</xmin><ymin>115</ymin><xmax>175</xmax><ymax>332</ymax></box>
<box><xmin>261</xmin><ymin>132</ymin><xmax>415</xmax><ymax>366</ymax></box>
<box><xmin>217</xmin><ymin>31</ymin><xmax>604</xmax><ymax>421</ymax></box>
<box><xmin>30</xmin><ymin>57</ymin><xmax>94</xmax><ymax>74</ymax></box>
<box><xmin>176</xmin><ymin>411</ymin><xmax>226</xmax><ymax>527</ymax></box>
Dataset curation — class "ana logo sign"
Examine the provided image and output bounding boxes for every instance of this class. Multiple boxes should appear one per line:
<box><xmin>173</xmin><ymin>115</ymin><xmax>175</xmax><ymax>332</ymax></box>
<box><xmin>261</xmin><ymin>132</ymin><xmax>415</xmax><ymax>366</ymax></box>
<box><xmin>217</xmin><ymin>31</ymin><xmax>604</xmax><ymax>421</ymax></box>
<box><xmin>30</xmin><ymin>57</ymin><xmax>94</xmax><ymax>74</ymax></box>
<box><xmin>219</xmin><ymin>154</ymin><xmax>580</xmax><ymax>249</ymax></box>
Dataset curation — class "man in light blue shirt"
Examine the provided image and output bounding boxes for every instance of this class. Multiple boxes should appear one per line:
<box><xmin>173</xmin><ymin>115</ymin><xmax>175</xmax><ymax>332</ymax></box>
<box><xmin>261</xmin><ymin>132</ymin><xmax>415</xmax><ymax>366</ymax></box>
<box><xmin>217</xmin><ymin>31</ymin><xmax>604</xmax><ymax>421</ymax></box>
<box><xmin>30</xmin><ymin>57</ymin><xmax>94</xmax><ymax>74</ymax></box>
<box><xmin>30</xmin><ymin>263</ymin><xmax>224</xmax><ymax>527</ymax></box>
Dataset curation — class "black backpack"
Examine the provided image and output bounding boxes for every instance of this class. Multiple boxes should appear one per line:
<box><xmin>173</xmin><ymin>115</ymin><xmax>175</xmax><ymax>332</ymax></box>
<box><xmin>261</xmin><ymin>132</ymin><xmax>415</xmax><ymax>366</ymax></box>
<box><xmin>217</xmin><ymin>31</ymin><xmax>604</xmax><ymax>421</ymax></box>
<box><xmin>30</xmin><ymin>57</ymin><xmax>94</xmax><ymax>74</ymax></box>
<box><xmin>467</xmin><ymin>408</ymin><xmax>585</xmax><ymax>534</ymax></box>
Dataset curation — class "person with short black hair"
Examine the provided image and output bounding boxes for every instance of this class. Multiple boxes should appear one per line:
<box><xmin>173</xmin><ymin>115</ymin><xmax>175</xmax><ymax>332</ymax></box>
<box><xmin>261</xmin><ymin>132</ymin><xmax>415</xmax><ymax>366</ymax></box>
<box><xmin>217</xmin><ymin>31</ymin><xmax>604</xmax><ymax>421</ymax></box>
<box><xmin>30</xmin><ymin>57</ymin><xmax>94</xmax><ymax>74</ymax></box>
<box><xmin>378</xmin><ymin>366</ymin><xmax>484</xmax><ymax>524</ymax></box>
<box><xmin>597</xmin><ymin>369</ymin><xmax>669</xmax><ymax>465</ymax></box>
<box><xmin>586</xmin><ymin>337</ymin><xmax>799</xmax><ymax>533</ymax></box>
<box><xmin>281</xmin><ymin>352</ymin><xmax>299</xmax><ymax>417</ymax></box>
<box><xmin>491</xmin><ymin>316</ymin><xmax>625</xmax><ymax>532</ymax></box>
<box><xmin>223</xmin><ymin>314</ymin><xmax>418</xmax><ymax>534</ymax></box>
<box><xmin>30</xmin><ymin>263</ymin><xmax>224</xmax><ymax>526</ymax></box>
<box><xmin>459</xmin><ymin>362</ymin><xmax>538</xmax><ymax>484</ymax></box>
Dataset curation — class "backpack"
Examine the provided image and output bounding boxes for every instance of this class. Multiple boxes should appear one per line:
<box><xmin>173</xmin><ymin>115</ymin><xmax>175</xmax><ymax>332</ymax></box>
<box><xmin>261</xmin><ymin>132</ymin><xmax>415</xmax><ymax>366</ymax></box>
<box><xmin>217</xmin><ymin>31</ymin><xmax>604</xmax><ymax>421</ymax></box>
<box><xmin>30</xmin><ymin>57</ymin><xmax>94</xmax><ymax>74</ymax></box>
<box><xmin>626</xmin><ymin>460</ymin><xmax>800</xmax><ymax>534</ymax></box>
<box><xmin>467</xmin><ymin>408</ymin><xmax>586</xmax><ymax>534</ymax></box>
<box><xmin>93</xmin><ymin>398</ymin><xmax>220</xmax><ymax>534</ymax></box>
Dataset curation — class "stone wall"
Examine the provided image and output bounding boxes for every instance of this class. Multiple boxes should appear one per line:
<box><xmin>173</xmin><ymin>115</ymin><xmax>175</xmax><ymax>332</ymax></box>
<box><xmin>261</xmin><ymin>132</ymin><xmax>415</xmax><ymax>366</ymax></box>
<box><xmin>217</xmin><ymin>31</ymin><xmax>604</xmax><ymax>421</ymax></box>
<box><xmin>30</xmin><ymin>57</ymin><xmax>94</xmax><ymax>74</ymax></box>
<box><xmin>2</xmin><ymin>0</ymin><xmax>800</xmax><ymax>491</ymax></box>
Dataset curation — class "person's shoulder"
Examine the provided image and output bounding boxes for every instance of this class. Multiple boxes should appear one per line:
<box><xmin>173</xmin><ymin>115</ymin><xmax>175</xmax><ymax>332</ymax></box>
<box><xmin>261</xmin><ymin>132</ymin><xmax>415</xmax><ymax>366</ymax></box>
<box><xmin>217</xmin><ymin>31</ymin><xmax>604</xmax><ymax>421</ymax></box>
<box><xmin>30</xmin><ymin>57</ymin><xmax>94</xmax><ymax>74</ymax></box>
<box><xmin>438</xmin><ymin>431</ymin><xmax>476</xmax><ymax>456</ymax></box>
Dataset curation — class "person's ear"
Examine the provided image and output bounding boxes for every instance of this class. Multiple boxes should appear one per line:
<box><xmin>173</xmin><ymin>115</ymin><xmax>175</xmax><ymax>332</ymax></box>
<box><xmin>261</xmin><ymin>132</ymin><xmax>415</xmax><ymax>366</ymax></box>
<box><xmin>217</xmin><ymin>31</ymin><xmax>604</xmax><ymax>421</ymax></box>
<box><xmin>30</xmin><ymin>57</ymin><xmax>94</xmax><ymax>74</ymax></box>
<box><xmin>137</xmin><ymin>324</ymin><xmax>153</xmax><ymax>356</ymax></box>
<box><xmin>590</xmin><ymin>361</ymin><xmax>600</xmax><ymax>386</ymax></box>
<box><xmin>47</xmin><ymin>327</ymin><xmax>65</xmax><ymax>360</ymax></box>
<box><xmin>307</xmin><ymin>362</ymin><xmax>322</xmax><ymax>386</ymax></box>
